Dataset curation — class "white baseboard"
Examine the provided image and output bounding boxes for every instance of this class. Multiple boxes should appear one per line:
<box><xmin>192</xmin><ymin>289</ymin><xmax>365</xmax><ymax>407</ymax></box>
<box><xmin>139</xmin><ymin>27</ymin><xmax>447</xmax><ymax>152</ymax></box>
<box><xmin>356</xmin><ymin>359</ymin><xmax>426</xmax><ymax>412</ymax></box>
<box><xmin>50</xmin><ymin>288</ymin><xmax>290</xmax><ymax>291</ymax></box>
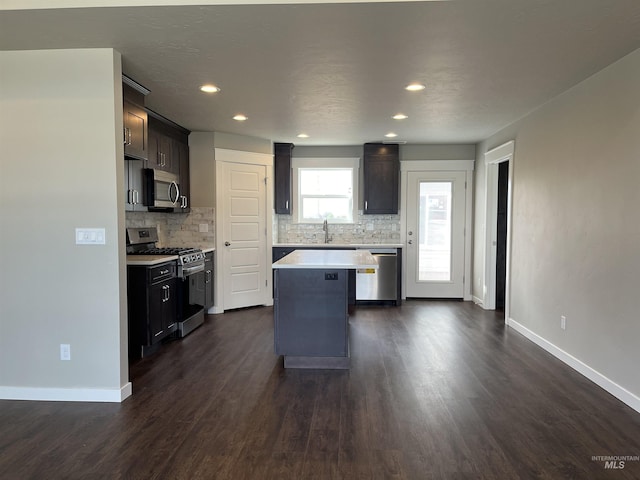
<box><xmin>0</xmin><ymin>382</ymin><xmax>132</xmax><ymax>403</ymax></box>
<box><xmin>507</xmin><ymin>318</ymin><xmax>640</xmax><ymax>414</ymax></box>
<box><xmin>472</xmin><ymin>295</ymin><xmax>484</xmax><ymax>306</ymax></box>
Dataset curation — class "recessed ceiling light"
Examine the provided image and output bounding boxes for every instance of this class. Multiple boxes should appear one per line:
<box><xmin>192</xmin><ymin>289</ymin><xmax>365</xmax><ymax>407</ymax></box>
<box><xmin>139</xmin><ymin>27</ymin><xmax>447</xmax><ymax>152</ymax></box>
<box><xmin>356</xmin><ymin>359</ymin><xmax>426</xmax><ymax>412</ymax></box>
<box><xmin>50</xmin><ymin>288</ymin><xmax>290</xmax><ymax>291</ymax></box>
<box><xmin>393</xmin><ymin>114</ymin><xmax>408</xmax><ymax>120</ymax></box>
<box><xmin>200</xmin><ymin>84</ymin><xmax>220</xmax><ymax>93</ymax></box>
<box><xmin>297</xmin><ymin>133</ymin><xmax>309</xmax><ymax>138</ymax></box>
<box><xmin>385</xmin><ymin>132</ymin><xmax>398</xmax><ymax>138</ymax></box>
<box><xmin>233</xmin><ymin>114</ymin><xmax>248</xmax><ymax>121</ymax></box>
<box><xmin>405</xmin><ymin>83</ymin><xmax>425</xmax><ymax>92</ymax></box>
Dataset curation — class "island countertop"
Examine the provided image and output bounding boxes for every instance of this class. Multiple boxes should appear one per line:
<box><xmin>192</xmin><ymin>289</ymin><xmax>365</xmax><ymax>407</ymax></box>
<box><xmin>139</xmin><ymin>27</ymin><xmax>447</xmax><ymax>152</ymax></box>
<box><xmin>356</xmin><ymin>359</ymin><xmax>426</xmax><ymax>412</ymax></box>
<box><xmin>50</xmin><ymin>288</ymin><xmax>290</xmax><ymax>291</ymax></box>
<box><xmin>272</xmin><ymin>249</ymin><xmax>378</xmax><ymax>270</ymax></box>
<box><xmin>273</xmin><ymin>242</ymin><xmax>403</xmax><ymax>249</ymax></box>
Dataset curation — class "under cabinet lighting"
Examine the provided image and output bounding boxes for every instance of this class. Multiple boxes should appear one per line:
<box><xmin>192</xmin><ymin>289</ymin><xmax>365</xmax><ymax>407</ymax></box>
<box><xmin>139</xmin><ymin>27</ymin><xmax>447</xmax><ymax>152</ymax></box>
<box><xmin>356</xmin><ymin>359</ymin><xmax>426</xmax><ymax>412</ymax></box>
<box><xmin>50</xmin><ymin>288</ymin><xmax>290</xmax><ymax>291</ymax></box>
<box><xmin>297</xmin><ymin>133</ymin><xmax>309</xmax><ymax>138</ymax></box>
<box><xmin>405</xmin><ymin>83</ymin><xmax>425</xmax><ymax>92</ymax></box>
<box><xmin>200</xmin><ymin>84</ymin><xmax>220</xmax><ymax>93</ymax></box>
<box><xmin>233</xmin><ymin>114</ymin><xmax>248</xmax><ymax>121</ymax></box>
<box><xmin>385</xmin><ymin>132</ymin><xmax>398</xmax><ymax>138</ymax></box>
<box><xmin>393</xmin><ymin>114</ymin><xmax>408</xmax><ymax>120</ymax></box>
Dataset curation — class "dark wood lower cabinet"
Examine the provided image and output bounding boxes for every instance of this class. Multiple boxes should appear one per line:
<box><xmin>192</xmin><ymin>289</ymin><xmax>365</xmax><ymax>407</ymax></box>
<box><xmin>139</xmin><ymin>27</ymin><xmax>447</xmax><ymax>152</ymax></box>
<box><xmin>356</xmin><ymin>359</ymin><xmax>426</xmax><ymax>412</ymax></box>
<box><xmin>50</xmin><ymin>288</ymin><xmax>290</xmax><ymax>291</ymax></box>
<box><xmin>204</xmin><ymin>252</ymin><xmax>214</xmax><ymax>309</ymax></box>
<box><xmin>127</xmin><ymin>261</ymin><xmax>178</xmax><ymax>358</ymax></box>
<box><xmin>274</xmin><ymin>267</ymin><xmax>349</xmax><ymax>368</ymax></box>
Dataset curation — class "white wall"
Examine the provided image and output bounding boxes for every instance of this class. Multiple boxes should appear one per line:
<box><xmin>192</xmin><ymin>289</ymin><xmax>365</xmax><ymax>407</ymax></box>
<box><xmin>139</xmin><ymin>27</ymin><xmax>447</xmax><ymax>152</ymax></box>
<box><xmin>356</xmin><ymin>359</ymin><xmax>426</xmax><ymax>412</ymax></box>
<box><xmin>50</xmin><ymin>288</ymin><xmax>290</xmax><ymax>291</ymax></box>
<box><xmin>0</xmin><ymin>49</ymin><xmax>130</xmax><ymax>402</ymax></box>
<box><xmin>473</xmin><ymin>48</ymin><xmax>640</xmax><ymax>409</ymax></box>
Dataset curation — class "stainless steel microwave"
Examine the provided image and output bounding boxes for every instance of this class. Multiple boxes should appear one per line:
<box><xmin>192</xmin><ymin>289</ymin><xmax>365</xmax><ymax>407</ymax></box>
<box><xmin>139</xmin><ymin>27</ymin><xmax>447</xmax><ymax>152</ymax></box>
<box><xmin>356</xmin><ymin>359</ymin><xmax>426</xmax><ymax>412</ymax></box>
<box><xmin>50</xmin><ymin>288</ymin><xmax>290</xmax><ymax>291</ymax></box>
<box><xmin>143</xmin><ymin>168</ymin><xmax>180</xmax><ymax>209</ymax></box>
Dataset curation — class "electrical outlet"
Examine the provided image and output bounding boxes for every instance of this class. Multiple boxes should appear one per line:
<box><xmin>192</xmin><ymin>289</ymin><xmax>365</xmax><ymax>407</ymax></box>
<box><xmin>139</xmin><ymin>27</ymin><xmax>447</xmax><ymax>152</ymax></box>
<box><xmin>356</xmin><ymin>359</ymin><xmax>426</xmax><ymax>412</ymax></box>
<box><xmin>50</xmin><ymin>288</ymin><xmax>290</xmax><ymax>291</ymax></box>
<box><xmin>560</xmin><ymin>315</ymin><xmax>566</xmax><ymax>330</ymax></box>
<box><xmin>60</xmin><ymin>344</ymin><xmax>71</xmax><ymax>361</ymax></box>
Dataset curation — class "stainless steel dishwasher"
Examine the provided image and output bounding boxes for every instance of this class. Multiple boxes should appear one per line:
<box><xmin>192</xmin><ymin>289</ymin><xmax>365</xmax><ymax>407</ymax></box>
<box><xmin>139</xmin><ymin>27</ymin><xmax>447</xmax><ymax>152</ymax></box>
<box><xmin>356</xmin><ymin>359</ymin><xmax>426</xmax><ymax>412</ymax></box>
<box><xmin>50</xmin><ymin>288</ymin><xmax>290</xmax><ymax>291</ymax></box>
<box><xmin>356</xmin><ymin>248</ymin><xmax>397</xmax><ymax>302</ymax></box>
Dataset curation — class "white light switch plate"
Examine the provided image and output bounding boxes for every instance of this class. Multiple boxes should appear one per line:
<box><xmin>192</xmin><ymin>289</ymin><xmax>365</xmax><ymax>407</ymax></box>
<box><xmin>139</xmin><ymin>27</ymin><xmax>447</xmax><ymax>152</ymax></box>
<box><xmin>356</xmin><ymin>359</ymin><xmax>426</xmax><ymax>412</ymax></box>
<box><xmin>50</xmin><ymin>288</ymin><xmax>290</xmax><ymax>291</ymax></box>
<box><xmin>75</xmin><ymin>228</ymin><xmax>106</xmax><ymax>245</ymax></box>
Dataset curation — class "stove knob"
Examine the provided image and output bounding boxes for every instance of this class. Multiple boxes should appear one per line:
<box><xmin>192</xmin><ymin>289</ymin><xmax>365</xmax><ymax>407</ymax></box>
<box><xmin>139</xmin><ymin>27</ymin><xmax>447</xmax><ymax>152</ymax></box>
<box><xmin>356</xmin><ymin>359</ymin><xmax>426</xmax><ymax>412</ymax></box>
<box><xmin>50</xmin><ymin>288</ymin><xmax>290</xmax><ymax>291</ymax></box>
<box><xmin>184</xmin><ymin>257</ymin><xmax>190</xmax><ymax>264</ymax></box>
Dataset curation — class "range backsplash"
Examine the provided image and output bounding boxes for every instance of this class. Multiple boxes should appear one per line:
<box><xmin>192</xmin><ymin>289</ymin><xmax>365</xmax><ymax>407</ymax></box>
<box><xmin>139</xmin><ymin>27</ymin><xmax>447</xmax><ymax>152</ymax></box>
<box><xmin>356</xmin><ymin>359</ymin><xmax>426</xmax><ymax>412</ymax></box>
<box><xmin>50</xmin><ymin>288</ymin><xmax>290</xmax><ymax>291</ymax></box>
<box><xmin>126</xmin><ymin>207</ymin><xmax>215</xmax><ymax>248</ymax></box>
<box><xmin>275</xmin><ymin>213</ymin><xmax>401</xmax><ymax>244</ymax></box>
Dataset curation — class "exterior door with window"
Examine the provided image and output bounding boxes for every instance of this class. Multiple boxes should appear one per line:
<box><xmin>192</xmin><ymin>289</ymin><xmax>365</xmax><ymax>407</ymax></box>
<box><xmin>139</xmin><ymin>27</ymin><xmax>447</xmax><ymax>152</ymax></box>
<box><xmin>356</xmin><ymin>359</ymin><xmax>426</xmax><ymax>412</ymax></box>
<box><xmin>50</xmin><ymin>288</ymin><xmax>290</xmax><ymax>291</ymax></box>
<box><xmin>405</xmin><ymin>171</ymin><xmax>466</xmax><ymax>298</ymax></box>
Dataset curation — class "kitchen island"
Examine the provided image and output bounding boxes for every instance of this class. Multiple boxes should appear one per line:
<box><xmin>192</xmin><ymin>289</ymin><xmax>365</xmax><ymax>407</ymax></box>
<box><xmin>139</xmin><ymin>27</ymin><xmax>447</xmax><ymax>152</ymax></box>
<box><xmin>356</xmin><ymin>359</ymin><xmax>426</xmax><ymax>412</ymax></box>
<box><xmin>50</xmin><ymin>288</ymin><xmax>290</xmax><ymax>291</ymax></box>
<box><xmin>272</xmin><ymin>249</ymin><xmax>377</xmax><ymax>369</ymax></box>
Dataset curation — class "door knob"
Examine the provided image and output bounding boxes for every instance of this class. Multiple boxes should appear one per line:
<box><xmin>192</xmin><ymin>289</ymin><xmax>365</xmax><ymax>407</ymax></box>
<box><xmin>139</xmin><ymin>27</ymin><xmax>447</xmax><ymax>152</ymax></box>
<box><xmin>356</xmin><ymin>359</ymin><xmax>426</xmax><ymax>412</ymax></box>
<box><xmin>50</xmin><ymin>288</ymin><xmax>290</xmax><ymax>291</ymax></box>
<box><xmin>408</xmin><ymin>231</ymin><xmax>413</xmax><ymax>236</ymax></box>
<box><xmin>408</xmin><ymin>240</ymin><xmax>413</xmax><ymax>245</ymax></box>
<box><xmin>224</xmin><ymin>241</ymin><xmax>231</xmax><ymax>246</ymax></box>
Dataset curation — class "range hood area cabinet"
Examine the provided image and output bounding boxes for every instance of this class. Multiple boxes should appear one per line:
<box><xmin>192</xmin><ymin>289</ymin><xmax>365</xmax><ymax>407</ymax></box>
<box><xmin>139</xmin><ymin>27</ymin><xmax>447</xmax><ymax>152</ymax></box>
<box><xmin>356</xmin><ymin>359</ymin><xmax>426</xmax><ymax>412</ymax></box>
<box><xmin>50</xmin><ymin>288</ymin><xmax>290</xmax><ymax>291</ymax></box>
<box><xmin>122</xmin><ymin>73</ymin><xmax>191</xmax><ymax>213</ymax></box>
<box><xmin>274</xmin><ymin>142</ymin><xmax>294</xmax><ymax>214</ymax></box>
<box><xmin>363</xmin><ymin>143</ymin><xmax>399</xmax><ymax>214</ymax></box>
<box><xmin>146</xmin><ymin>112</ymin><xmax>191</xmax><ymax>212</ymax></box>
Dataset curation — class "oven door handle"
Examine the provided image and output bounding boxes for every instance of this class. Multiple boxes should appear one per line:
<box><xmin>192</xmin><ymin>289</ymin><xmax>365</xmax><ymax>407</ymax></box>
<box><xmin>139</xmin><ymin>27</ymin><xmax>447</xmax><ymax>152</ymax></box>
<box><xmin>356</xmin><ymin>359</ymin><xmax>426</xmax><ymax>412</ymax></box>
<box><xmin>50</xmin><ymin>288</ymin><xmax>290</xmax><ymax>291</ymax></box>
<box><xmin>182</xmin><ymin>263</ymin><xmax>205</xmax><ymax>276</ymax></box>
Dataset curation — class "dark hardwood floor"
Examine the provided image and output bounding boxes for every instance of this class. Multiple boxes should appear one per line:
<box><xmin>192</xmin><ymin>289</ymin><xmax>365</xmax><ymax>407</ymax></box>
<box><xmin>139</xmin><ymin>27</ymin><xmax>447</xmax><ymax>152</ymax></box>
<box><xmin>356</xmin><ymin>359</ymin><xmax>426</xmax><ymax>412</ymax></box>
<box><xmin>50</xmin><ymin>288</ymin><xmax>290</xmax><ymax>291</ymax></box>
<box><xmin>1</xmin><ymin>301</ymin><xmax>639</xmax><ymax>479</ymax></box>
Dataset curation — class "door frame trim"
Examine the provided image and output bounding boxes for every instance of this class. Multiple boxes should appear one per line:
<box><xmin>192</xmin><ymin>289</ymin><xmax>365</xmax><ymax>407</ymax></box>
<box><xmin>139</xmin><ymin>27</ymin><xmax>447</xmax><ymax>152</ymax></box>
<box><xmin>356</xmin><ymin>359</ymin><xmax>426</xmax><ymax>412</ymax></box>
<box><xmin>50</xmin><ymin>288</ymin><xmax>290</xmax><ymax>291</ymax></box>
<box><xmin>213</xmin><ymin>148</ymin><xmax>273</xmax><ymax>313</ymax></box>
<box><xmin>482</xmin><ymin>140</ymin><xmax>514</xmax><ymax>319</ymax></box>
<box><xmin>400</xmin><ymin>160</ymin><xmax>474</xmax><ymax>300</ymax></box>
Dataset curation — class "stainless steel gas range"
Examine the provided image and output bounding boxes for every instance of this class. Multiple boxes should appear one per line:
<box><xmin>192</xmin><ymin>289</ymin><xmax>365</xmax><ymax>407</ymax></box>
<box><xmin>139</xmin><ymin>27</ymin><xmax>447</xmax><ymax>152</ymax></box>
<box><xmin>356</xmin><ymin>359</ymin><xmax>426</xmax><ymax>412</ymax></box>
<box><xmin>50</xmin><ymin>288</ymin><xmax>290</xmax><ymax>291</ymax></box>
<box><xmin>126</xmin><ymin>227</ymin><xmax>206</xmax><ymax>343</ymax></box>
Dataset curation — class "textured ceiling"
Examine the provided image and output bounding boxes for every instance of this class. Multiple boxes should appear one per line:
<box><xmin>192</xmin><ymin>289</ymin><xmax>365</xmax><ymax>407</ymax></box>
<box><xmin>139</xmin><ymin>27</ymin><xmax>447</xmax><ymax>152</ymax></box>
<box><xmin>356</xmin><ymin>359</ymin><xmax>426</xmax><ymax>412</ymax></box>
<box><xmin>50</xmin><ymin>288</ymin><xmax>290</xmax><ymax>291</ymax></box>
<box><xmin>2</xmin><ymin>1</ymin><xmax>640</xmax><ymax>145</ymax></box>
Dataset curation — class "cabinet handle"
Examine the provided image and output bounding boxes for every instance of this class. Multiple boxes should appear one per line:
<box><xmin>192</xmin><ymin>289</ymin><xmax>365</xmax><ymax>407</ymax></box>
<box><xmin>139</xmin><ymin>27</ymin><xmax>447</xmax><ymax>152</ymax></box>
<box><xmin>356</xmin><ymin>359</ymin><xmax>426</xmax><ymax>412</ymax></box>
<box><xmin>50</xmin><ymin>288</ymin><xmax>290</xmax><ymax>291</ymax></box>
<box><xmin>134</xmin><ymin>190</ymin><xmax>139</xmax><ymax>205</ymax></box>
<box><xmin>181</xmin><ymin>195</ymin><xmax>187</xmax><ymax>209</ymax></box>
<box><xmin>166</xmin><ymin>285</ymin><xmax>170</xmax><ymax>301</ymax></box>
<box><xmin>160</xmin><ymin>269</ymin><xmax>169</xmax><ymax>275</ymax></box>
<box><xmin>128</xmin><ymin>127</ymin><xmax>132</xmax><ymax>146</ymax></box>
<box><xmin>285</xmin><ymin>200</ymin><xmax>289</xmax><ymax>210</ymax></box>
<box><xmin>154</xmin><ymin>330</ymin><xmax>164</xmax><ymax>337</ymax></box>
<box><xmin>123</xmin><ymin>127</ymin><xmax>128</xmax><ymax>145</ymax></box>
<box><xmin>365</xmin><ymin>200</ymin><xmax>368</xmax><ymax>210</ymax></box>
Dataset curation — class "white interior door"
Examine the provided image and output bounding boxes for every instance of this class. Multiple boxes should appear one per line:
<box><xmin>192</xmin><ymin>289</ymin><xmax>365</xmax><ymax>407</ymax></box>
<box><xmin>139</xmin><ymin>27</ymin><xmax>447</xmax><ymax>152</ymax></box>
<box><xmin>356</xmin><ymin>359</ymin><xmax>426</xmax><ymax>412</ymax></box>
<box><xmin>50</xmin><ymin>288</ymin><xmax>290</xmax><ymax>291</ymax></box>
<box><xmin>405</xmin><ymin>171</ymin><xmax>466</xmax><ymax>298</ymax></box>
<box><xmin>221</xmin><ymin>161</ymin><xmax>267</xmax><ymax>310</ymax></box>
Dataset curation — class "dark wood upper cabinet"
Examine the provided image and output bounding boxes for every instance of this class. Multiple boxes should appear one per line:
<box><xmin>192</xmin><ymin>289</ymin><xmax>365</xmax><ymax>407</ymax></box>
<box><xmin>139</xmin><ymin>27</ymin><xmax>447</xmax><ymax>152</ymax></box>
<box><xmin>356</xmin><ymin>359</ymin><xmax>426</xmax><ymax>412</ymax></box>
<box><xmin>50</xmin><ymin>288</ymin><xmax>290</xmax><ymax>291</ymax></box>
<box><xmin>148</xmin><ymin>116</ymin><xmax>179</xmax><ymax>174</ymax></box>
<box><xmin>123</xmin><ymin>83</ymin><xmax>148</xmax><ymax>161</ymax></box>
<box><xmin>363</xmin><ymin>143</ymin><xmax>399</xmax><ymax>214</ymax></box>
<box><xmin>146</xmin><ymin>110</ymin><xmax>190</xmax><ymax>212</ymax></box>
<box><xmin>274</xmin><ymin>142</ymin><xmax>294</xmax><ymax>214</ymax></box>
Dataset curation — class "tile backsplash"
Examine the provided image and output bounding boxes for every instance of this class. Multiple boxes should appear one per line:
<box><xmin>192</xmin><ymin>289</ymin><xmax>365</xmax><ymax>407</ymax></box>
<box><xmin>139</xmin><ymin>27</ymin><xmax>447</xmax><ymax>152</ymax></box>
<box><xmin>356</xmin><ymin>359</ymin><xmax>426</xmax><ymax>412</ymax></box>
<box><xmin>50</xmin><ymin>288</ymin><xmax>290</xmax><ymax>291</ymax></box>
<box><xmin>275</xmin><ymin>213</ymin><xmax>401</xmax><ymax>244</ymax></box>
<box><xmin>126</xmin><ymin>207</ymin><xmax>215</xmax><ymax>248</ymax></box>
<box><xmin>126</xmin><ymin>207</ymin><xmax>399</xmax><ymax>247</ymax></box>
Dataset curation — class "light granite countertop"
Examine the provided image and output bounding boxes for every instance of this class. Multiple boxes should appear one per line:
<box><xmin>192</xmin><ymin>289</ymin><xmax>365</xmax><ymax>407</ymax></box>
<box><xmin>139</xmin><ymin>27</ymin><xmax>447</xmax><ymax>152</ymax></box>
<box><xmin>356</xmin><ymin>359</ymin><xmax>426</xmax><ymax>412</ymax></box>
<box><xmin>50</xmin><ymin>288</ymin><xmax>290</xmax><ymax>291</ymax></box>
<box><xmin>273</xmin><ymin>243</ymin><xmax>403</xmax><ymax>249</ymax></box>
<box><xmin>126</xmin><ymin>254</ymin><xmax>179</xmax><ymax>266</ymax></box>
<box><xmin>272</xmin><ymin>249</ymin><xmax>378</xmax><ymax>270</ymax></box>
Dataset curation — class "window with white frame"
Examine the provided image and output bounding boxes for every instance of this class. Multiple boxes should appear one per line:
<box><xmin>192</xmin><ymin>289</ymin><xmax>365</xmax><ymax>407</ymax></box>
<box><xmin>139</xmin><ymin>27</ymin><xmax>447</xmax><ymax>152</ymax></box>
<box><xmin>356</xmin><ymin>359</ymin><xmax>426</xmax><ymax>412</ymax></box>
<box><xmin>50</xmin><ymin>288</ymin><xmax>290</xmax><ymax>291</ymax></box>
<box><xmin>292</xmin><ymin>157</ymin><xmax>359</xmax><ymax>224</ymax></box>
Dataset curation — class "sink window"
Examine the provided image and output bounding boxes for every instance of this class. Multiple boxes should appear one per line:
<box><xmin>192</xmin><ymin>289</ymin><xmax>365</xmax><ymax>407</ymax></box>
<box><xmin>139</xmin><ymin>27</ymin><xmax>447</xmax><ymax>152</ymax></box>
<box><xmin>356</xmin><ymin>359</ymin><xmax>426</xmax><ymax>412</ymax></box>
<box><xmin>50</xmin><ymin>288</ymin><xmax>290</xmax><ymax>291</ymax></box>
<box><xmin>292</xmin><ymin>157</ymin><xmax>359</xmax><ymax>224</ymax></box>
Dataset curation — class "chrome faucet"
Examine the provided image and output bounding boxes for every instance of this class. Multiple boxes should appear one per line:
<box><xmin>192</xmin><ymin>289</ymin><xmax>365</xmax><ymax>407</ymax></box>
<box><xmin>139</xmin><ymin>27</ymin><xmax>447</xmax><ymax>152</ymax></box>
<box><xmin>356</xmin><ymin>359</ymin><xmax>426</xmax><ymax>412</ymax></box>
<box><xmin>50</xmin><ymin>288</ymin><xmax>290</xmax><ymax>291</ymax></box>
<box><xmin>322</xmin><ymin>219</ymin><xmax>331</xmax><ymax>243</ymax></box>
